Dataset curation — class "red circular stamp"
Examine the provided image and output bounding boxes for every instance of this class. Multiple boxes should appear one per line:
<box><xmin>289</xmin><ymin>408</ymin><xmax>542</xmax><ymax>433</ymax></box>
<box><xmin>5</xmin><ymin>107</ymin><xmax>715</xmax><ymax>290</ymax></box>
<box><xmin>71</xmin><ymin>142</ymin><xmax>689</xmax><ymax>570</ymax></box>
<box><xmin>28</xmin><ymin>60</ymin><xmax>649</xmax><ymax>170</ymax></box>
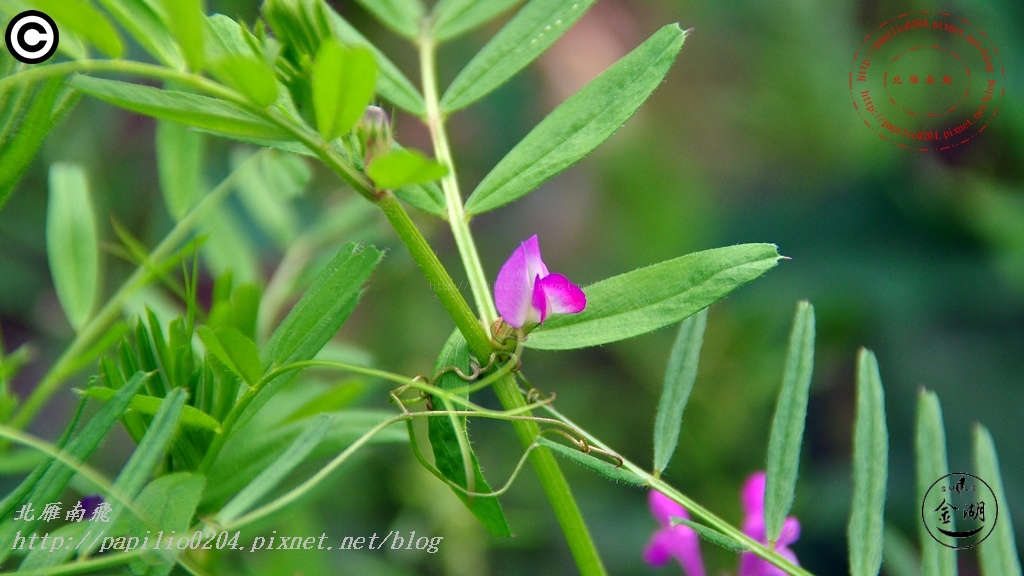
<box><xmin>850</xmin><ymin>11</ymin><xmax>1005</xmax><ymax>151</ymax></box>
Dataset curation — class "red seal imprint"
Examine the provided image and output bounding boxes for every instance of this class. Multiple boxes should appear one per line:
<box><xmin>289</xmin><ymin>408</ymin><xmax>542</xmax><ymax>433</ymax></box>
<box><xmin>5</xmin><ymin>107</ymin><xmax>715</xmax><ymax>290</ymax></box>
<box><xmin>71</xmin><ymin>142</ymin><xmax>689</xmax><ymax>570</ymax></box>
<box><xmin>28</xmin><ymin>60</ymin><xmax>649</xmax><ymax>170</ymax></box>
<box><xmin>851</xmin><ymin>11</ymin><xmax>1005</xmax><ymax>151</ymax></box>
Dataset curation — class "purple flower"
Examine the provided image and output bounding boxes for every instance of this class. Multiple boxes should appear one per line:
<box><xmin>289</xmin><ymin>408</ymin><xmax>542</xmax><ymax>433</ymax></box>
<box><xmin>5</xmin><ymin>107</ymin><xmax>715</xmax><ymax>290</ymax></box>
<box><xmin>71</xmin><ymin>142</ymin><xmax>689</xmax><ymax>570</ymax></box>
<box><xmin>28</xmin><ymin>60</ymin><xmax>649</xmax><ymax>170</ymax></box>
<box><xmin>79</xmin><ymin>494</ymin><xmax>104</xmax><ymax>519</ymax></box>
<box><xmin>643</xmin><ymin>490</ymin><xmax>706</xmax><ymax>576</ymax></box>
<box><xmin>738</xmin><ymin>472</ymin><xmax>801</xmax><ymax>576</ymax></box>
<box><xmin>494</xmin><ymin>235</ymin><xmax>586</xmax><ymax>329</ymax></box>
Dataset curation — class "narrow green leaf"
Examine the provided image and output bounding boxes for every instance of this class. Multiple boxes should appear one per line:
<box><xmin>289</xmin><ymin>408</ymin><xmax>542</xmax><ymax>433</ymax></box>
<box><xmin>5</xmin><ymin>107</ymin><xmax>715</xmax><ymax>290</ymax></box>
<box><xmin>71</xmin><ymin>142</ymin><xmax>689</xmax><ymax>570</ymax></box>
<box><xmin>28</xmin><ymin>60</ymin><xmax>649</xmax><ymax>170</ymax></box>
<box><xmin>763</xmin><ymin>301</ymin><xmax>815</xmax><ymax>544</ymax></box>
<box><xmin>209</xmin><ymin>55</ymin><xmax>279</xmax><ymax>107</ymax></box>
<box><xmin>536</xmin><ymin>437</ymin><xmax>643</xmax><ymax>486</ymax></box>
<box><xmin>441</xmin><ymin>0</ymin><xmax>594</xmax><ymax>113</ymax></box>
<box><xmin>0</xmin><ymin>78</ymin><xmax>72</xmax><ymax>210</ymax></box>
<box><xmin>465</xmin><ymin>24</ymin><xmax>686</xmax><ymax>214</ymax></box>
<box><xmin>197</xmin><ymin>325</ymin><xmax>263</xmax><ymax>388</ymax></box>
<box><xmin>672</xmin><ymin>517</ymin><xmax>749</xmax><ymax>552</ymax></box>
<box><xmin>322</xmin><ymin>2</ymin><xmax>425</xmax><ymax>115</ymax></box>
<box><xmin>394</xmin><ymin>180</ymin><xmax>445</xmax><ymax>216</ymax></box>
<box><xmin>312</xmin><ymin>40</ymin><xmax>377</xmax><ymax>141</ymax></box>
<box><xmin>201</xmin><ymin>207</ymin><xmax>261</xmax><ymax>283</ymax></box>
<box><xmin>127</xmin><ymin>473</ymin><xmax>206</xmax><ymax>574</ymax></box>
<box><xmin>218</xmin><ymin>413</ymin><xmax>331</xmax><ymax>524</ymax></box>
<box><xmin>156</xmin><ymin>119</ymin><xmax>204</xmax><ymax>220</ymax></box>
<box><xmin>46</xmin><ymin>163</ymin><xmax>99</xmax><ymax>331</ymax></box>
<box><xmin>97</xmin><ymin>0</ymin><xmax>183</xmax><ymax>67</ymax></box>
<box><xmin>367</xmin><ymin>148</ymin><xmax>448</xmax><ymax>190</ymax></box>
<box><xmin>161</xmin><ymin>0</ymin><xmax>205</xmax><ymax>70</ymax></box>
<box><xmin>70</xmin><ymin>76</ymin><xmax>290</xmax><ymax>140</ymax></box>
<box><xmin>238</xmin><ymin>243</ymin><xmax>382</xmax><ymax>431</ymax></box>
<box><xmin>974</xmin><ymin>424</ymin><xmax>1022</xmax><ymax>576</ymax></box>
<box><xmin>355</xmin><ymin>0</ymin><xmax>423</xmax><ymax>39</ymax></box>
<box><xmin>652</xmin><ymin>308</ymin><xmax>707</xmax><ymax>474</ymax></box>
<box><xmin>916</xmin><ymin>390</ymin><xmax>957</xmax><ymax>576</ymax></box>
<box><xmin>526</xmin><ymin>244</ymin><xmax>781</xmax><ymax>350</ymax></box>
<box><xmin>0</xmin><ymin>372</ymin><xmax>147</xmax><ymax>565</ymax></box>
<box><xmin>116</xmin><ymin>388</ymin><xmax>186</xmax><ymax>496</ymax></box>
<box><xmin>231</xmin><ymin>149</ymin><xmax>301</xmax><ymax>246</ymax></box>
<box><xmin>427</xmin><ymin>330</ymin><xmax>511</xmax><ymax>536</ymax></box>
<box><xmin>431</xmin><ymin>0</ymin><xmax>521</xmax><ymax>42</ymax></box>
<box><xmin>78</xmin><ymin>386</ymin><xmax>220</xmax><ymax>432</ymax></box>
<box><xmin>285</xmin><ymin>380</ymin><xmax>365</xmax><ymax>423</ymax></box>
<box><xmin>848</xmin><ymin>348</ymin><xmax>888</xmax><ymax>576</ymax></box>
<box><xmin>69</xmin><ymin>389</ymin><xmax>187</xmax><ymax>560</ymax></box>
<box><xmin>883</xmin><ymin>526</ymin><xmax>922</xmax><ymax>576</ymax></box>
<box><xmin>26</xmin><ymin>0</ymin><xmax>124</xmax><ymax>58</ymax></box>
<box><xmin>18</xmin><ymin>521</ymin><xmax>91</xmax><ymax>569</ymax></box>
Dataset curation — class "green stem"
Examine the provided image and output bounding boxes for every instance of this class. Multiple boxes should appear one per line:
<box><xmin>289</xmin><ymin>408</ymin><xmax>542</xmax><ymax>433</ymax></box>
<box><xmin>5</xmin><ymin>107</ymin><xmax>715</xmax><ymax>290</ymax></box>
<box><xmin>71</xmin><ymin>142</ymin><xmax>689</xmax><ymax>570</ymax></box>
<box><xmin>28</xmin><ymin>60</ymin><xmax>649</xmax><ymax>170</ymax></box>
<box><xmin>9</xmin><ymin>152</ymin><xmax>265</xmax><ymax>430</ymax></box>
<box><xmin>419</xmin><ymin>37</ymin><xmax>498</xmax><ymax>328</ymax></box>
<box><xmin>416</xmin><ymin>32</ymin><xmax>607</xmax><ymax>576</ymax></box>
<box><xmin>377</xmin><ymin>192</ymin><xmax>491</xmax><ymax>354</ymax></box>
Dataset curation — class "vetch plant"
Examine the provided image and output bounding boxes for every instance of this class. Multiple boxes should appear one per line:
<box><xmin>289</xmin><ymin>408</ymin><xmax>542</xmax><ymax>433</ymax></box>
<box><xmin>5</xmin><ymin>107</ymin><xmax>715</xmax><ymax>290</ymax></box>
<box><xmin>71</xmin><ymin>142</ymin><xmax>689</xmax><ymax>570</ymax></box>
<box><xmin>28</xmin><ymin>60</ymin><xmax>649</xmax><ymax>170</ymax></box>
<box><xmin>0</xmin><ymin>0</ymin><xmax>1020</xmax><ymax>575</ymax></box>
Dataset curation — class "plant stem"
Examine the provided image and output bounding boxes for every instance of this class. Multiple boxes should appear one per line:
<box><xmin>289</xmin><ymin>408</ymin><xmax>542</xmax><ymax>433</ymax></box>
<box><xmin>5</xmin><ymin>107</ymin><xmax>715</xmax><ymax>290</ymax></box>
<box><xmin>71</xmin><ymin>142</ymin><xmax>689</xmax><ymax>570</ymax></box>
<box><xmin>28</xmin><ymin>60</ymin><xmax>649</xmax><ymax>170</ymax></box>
<box><xmin>416</xmin><ymin>33</ymin><xmax>607</xmax><ymax>576</ymax></box>
<box><xmin>419</xmin><ymin>37</ymin><xmax>498</xmax><ymax>328</ymax></box>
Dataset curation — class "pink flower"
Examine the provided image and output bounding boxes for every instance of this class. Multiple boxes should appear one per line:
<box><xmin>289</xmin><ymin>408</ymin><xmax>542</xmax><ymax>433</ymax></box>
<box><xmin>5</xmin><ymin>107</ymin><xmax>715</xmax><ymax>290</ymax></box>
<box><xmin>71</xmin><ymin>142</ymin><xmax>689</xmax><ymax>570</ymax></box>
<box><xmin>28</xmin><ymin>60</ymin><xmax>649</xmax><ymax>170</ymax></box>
<box><xmin>643</xmin><ymin>490</ymin><xmax>706</xmax><ymax>576</ymax></box>
<box><xmin>738</xmin><ymin>472</ymin><xmax>801</xmax><ymax>576</ymax></box>
<box><xmin>494</xmin><ymin>235</ymin><xmax>586</xmax><ymax>329</ymax></box>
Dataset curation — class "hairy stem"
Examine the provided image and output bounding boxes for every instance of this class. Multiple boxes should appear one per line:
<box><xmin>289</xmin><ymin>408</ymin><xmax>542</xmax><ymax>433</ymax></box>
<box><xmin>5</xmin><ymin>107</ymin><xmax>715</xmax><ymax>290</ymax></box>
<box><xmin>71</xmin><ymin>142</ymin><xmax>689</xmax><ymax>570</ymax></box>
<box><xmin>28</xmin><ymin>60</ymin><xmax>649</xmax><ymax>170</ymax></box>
<box><xmin>419</xmin><ymin>37</ymin><xmax>498</xmax><ymax>329</ymax></box>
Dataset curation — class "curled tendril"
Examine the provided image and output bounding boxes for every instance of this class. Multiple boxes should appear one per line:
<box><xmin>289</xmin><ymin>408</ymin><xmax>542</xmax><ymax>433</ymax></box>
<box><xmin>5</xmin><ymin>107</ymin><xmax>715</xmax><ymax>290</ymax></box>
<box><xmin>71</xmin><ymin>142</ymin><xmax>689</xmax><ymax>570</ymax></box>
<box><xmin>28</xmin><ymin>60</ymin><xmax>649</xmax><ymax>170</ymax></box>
<box><xmin>540</xmin><ymin>424</ymin><xmax>626</xmax><ymax>469</ymax></box>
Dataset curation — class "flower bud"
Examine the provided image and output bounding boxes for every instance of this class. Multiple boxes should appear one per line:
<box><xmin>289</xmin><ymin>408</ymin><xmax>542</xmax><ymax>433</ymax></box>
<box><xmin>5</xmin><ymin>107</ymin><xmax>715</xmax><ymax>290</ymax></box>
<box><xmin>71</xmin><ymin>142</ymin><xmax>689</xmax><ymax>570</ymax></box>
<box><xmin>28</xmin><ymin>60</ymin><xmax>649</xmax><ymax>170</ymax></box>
<box><xmin>357</xmin><ymin>105</ymin><xmax>392</xmax><ymax>164</ymax></box>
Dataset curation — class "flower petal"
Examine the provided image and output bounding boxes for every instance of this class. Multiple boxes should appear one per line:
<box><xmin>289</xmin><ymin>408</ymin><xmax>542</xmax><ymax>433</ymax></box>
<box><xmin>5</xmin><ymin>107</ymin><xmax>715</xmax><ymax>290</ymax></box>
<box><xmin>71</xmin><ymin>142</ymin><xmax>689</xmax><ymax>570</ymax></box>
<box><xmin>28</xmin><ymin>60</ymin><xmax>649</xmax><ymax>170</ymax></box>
<box><xmin>643</xmin><ymin>529</ymin><xmax>674</xmax><ymax>567</ymax></box>
<box><xmin>535</xmin><ymin>273</ymin><xmax>586</xmax><ymax>322</ymax></box>
<box><xmin>742</xmin><ymin>471</ymin><xmax>767</xmax><ymax>517</ymax></box>
<box><xmin>778</xmin><ymin>517</ymin><xmax>801</xmax><ymax>547</ymax></box>
<box><xmin>495</xmin><ymin>241</ymin><xmax>536</xmax><ymax>328</ymax></box>
<box><xmin>520</xmin><ymin>234</ymin><xmax>549</xmax><ymax>282</ymax></box>
<box><xmin>649</xmin><ymin>490</ymin><xmax>688</xmax><ymax>527</ymax></box>
<box><xmin>663</xmin><ymin>525</ymin><xmax>706</xmax><ymax>576</ymax></box>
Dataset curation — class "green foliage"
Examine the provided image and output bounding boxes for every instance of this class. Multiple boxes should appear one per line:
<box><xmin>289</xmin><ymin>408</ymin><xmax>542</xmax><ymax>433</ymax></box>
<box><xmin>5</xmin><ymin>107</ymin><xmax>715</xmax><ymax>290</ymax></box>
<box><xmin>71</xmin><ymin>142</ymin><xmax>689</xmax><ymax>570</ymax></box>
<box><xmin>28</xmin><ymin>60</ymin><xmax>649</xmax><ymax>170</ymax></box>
<box><xmin>156</xmin><ymin>119</ymin><xmax>205</xmax><ymax>221</ymax></box>
<box><xmin>161</xmin><ymin>0</ymin><xmax>206</xmax><ymax>71</ymax></box>
<box><xmin>240</xmin><ymin>243</ymin><xmax>382</xmax><ymax>430</ymax></box>
<box><xmin>367</xmin><ymin>148</ymin><xmax>448</xmax><ymax>190</ymax></box>
<box><xmin>0</xmin><ymin>372</ymin><xmax>147</xmax><ymax>565</ymax></box>
<box><xmin>77</xmin><ymin>386</ymin><xmax>220</xmax><ymax>432</ymax></box>
<box><xmin>126</xmin><ymin>473</ymin><xmax>206</xmax><ymax>574</ymax></box>
<box><xmin>464</xmin><ymin>24</ymin><xmax>686</xmax><ymax>214</ymax></box>
<box><xmin>915</xmin><ymin>390</ymin><xmax>956</xmax><ymax>576</ymax></box>
<box><xmin>527</xmin><ymin>244</ymin><xmax>781</xmax><ymax>349</ymax></box>
<box><xmin>652</xmin><ymin>308</ymin><xmax>707</xmax><ymax>475</ymax></box>
<box><xmin>0</xmin><ymin>78</ymin><xmax>77</xmax><ymax>209</ymax></box>
<box><xmin>430</xmin><ymin>0</ymin><xmax>521</xmax><ymax>42</ymax></box>
<box><xmin>197</xmin><ymin>325</ymin><xmax>262</xmax><ymax>388</ymax></box>
<box><xmin>973</xmin><ymin>425</ymin><xmax>1022</xmax><ymax>576</ymax></box>
<box><xmin>764</xmin><ymin>301</ymin><xmax>815</xmax><ymax>544</ymax></box>
<box><xmin>46</xmin><ymin>163</ymin><xmax>100</xmax><ymax>331</ymax></box>
<box><xmin>217</xmin><ymin>413</ymin><xmax>331</xmax><ymax>525</ymax></box>
<box><xmin>441</xmin><ymin>0</ymin><xmax>595</xmax><ymax>113</ymax></box>
<box><xmin>312</xmin><ymin>40</ymin><xmax>377</xmax><ymax>141</ymax></box>
<box><xmin>356</xmin><ymin>0</ymin><xmax>424</xmax><ymax>39</ymax></box>
<box><xmin>25</xmin><ymin>0</ymin><xmax>124</xmax><ymax>58</ymax></box>
<box><xmin>96</xmin><ymin>0</ymin><xmax>184</xmax><ymax>68</ymax></box>
<box><xmin>848</xmin><ymin>349</ymin><xmax>888</xmax><ymax>576</ymax></box>
<box><xmin>427</xmin><ymin>330</ymin><xmax>511</xmax><ymax>536</ymax></box>
<box><xmin>69</xmin><ymin>76</ymin><xmax>289</xmax><ymax>140</ymax></box>
<box><xmin>320</xmin><ymin>1</ymin><xmax>425</xmax><ymax>115</ymax></box>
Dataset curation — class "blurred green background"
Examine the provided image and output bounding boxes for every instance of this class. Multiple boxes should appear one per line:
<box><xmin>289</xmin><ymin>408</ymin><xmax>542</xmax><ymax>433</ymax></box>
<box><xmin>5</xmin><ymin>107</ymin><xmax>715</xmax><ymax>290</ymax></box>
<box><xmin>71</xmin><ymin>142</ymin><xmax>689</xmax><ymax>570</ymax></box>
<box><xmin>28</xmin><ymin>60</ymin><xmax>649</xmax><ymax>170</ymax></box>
<box><xmin>1</xmin><ymin>0</ymin><xmax>1022</xmax><ymax>574</ymax></box>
